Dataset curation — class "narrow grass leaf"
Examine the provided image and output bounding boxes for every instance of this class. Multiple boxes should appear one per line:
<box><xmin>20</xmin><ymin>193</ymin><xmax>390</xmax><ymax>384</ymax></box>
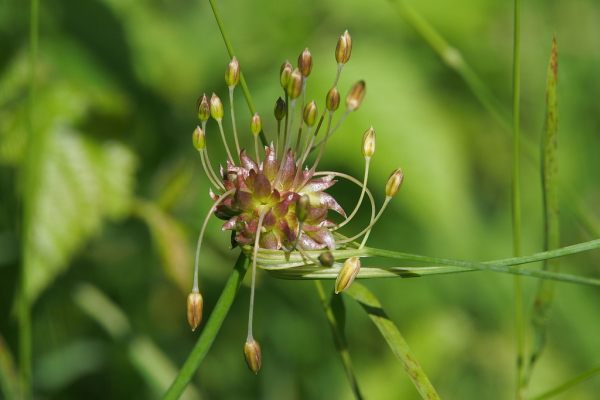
<box><xmin>345</xmin><ymin>282</ymin><xmax>440</xmax><ymax>400</ymax></box>
<box><xmin>529</xmin><ymin>364</ymin><xmax>600</xmax><ymax>400</ymax></box>
<box><xmin>529</xmin><ymin>36</ymin><xmax>560</xmax><ymax>374</ymax></box>
<box><xmin>314</xmin><ymin>282</ymin><xmax>363</xmax><ymax>399</ymax></box>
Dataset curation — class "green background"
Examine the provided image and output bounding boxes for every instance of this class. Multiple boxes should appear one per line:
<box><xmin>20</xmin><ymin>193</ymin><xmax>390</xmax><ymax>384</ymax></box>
<box><xmin>1</xmin><ymin>0</ymin><xmax>600</xmax><ymax>399</ymax></box>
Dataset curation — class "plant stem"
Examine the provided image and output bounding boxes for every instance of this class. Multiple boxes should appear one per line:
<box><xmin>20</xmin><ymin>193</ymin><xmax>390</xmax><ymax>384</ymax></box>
<box><xmin>19</xmin><ymin>0</ymin><xmax>39</xmax><ymax>396</ymax></box>
<box><xmin>511</xmin><ymin>0</ymin><xmax>526</xmax><ymax>397</ymax></box>
<box><xmin>529</xmin><ymin>364</ymin><xmax>600</xmax><ymax>400</ymax></box>
<box><xmin>208</xmin><ymin>0</ymin><xmax>267</xmax><ymax>147</ymax></box>
<box><xmin>162</xmin><ymin>253</ymin><xmax>250</xmax><ymax>400</ymax></box>
<box><xmin>314</xmin><ymin>281</ymin><xmax>363</xmax><ymax>400</ymax></box>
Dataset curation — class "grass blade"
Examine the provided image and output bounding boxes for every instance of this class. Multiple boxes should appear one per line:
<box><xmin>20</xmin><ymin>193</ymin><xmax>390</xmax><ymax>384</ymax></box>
<box><xmin>529</xmin><ymin>36</ymin><xmax>559</xmax><ymax>378</ymax></box>
<box><xmin>345</xmin><ymin>282</ymin><xmax>440</xmax><ymax>400</ymax></box>
<box><xmin>529</xmin><ymin>364</ymin><xmax>600</xmax><ymax>400</ymax></box>
<box><xmin>314</xmin><ymin>281</ymin><xmax>363</xmax><ymax>400</ymax></box>
<box><xmin>162</xmin><ymin>252</ymin><xmax>250</xmax><ymax>400</ymax></box>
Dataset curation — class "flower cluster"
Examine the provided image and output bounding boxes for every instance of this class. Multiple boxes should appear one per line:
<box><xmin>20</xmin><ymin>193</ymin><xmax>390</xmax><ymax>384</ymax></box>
<box><xmin>188</xmin><ymin>31</ymin><xmax>403</xmax><ymax>373</ymax></box>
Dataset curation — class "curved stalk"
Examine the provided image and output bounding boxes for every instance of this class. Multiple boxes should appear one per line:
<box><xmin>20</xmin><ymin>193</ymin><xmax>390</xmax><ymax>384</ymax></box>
<box><xmin>229</xmin><ymin>86</ymin><xmax>242</xmax><ymax>162</ymax></box>
<box><xmin>217</xmin><ymin>119</ymin><xmax>235</xmax><ymax>165</ymax></box>
<box><xmin>335</xmin><ymin>158</ymin><xmax>370</xmax><ymax>230</ymax></box>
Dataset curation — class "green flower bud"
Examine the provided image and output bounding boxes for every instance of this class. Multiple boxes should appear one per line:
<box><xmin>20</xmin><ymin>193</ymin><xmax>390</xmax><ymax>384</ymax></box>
<box><xmin>335</xmin><ymin>257</ymin><xmax>360</xmax><ymax>294</ymax></box>
<box><xmin>346</xmin><ymin>80</ymin><xmax>365</xmax><ymax>111</ymax></box>
<box><xmin>319</xmin><ymin>251</ymin><xmax>335</xmax><ymax>267</ymax></box>
<box><xmin>303</xmin><ymin>100</ymin><xmax>318</xmax><ymax>127</ymax></box>
<box><xmin>250</xmin><ymin>113</ymin><xmax>262</xmax><ymax>135</ymax></box>
<box><xmin>296</xmin><ymin>194</ymin><xmax>310</xmax><ymax>222</ymax></box>
<box><xmin>385</xmin><ymin>168</ymin><xmax>404</xmax><ymax>198</ymax></box>
<box><xmin>326</xmin><ymin>87</ymin><xmax>340</xmax><ymax>111</ymax></box>
<box><xmin>210</xmin><ymin>93</ymin><xmax>224</xmax><ymax>120</ymax></box>
<box><xmin>225</xmin><ymin>56</ymin><xmax>241</xmax><ymax>87</ymax></box>
<box><xmin>287</xmin><ymin>68</ymin><xmax>302</xmax><ymax>100</ymax></box>
<box><xmin>244</xmin><ymin>340</ymin><xmax>262</xmax><ymax>374</ymax></box>
<box><xmin>335</xmin><ymin>30</ymin><xmax>353</xmax><ymax>64</ymax></box>
<box><xmin>197</xmin><ymin>93</ymin><xmax>210</xmax><ymax>121</ymax></box>
<box><xmin>280</xmin><ymin>60</ymin><xmax>293</xmax><ymax>89</ymax></box>
<box><xmin>298</xmin><ymin>48</ymin><xmax>313</xmax><ymax>77</ymax></box>
<box><xmin>274</xmin><ymin>97</ymin><xmax>286</xmax><ymax>120</ymax></box>
<box><xmin>193</xmin><ymin>126</ymin><xmax>206</xmax><ymax>150</ymax></box>
<box><xmin>361</xmin><ymin>126</ymin><xmax>376</xmax><ymax>158</ymax></box>
<box><xmin>187</xmin><ymin>292</ymin><xmax>203</xmax><ymax>331</ymax></box>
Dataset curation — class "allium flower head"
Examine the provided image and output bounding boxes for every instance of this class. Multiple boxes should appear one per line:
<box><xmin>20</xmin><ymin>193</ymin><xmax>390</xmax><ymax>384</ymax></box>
<box><xmin>188</xmin><ymin>33</ymin><xmax>404</xmax><ymax>373</ymax></box>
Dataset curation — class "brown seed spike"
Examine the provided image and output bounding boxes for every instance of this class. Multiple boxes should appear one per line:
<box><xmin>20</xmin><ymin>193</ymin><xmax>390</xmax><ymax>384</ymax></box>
<box><xmin>244</xmin><ymin>340</ymin><xmax>262</xmax><ymax>374</ymax></box>
<box><xmin>335</xmin><ymin>30</ymin><xmax>353</xmax><ymax>64</ymax></box>
<box><xmin>187</xmin><ymin>292</ymin><xmax>203</xmax><ymax>331</ymax></box>
<box><xmin>298</xmin><ymin>48</ymin><xmax>313</xmax><ymax>77</ymax></box>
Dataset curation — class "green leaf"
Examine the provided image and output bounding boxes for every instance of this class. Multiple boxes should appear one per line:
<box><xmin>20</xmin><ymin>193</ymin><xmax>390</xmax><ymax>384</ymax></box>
<box><xmin>530</xmin><ymin>35</ymin><xmax>560</xmax><ymax>371</ymax></box>
<box><xmin>0</xmin><ymin>334</ymin><xmax>21</xmax><ymax>400</ymax></box>
<box><xmin>23</xmin><ymin>127</ymin><xmax>136</xmax><ymax>304</ymax></box>
<box><xmin>133</xmin><ymin>199</ymin><xmax>192</xmax><ymax>294</ymax></box>
<box><xmin>345</xmin><ymin>282</ymin><xmax>440</xmax><ymax>400</ymax></box>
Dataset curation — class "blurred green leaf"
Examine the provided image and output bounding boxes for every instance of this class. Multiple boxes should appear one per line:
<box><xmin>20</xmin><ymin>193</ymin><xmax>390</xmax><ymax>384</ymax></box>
<box><xmin>0</xmin><ymin>334</ymin><xmax>21</xmax><ymax>400</ymax></box>
<box><xmin>133</xmin><ymin>199</ymin><xmax>192</xmax><ymax>294</ymax></box>
<box><xmin>530</xmin><ymin>36</ymin><xmax>560</xmax><ymax>373</ymax></box>
<box><xmin>23</xmin><ymin>128</ymin><xmax>136</xmax><ymax>303</ymax></box>
<box><xmin>345</xmin><ymin>282</ymin><xmax>440</xmax><ymax>400</ymax></box>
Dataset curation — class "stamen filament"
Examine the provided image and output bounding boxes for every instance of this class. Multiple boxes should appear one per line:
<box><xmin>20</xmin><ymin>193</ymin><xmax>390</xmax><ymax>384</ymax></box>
<box><xmin>289</xmin><ymin>221</ymin><xmax>304</xmax><ymax>252</ymax></box>
<box><xmin>192</xmin><ymin>188</ymin><xmax>237</xmax><ymax>293</ymax></box>
<box><xmin>201</xmin><ymin>121</ymin><xmax>225</xmax><ymax>189</ymax></box>
<box><xmin>254</xmin><ymin>134</ymin><xmax>261</xmax><ymax>165</ymax></box>
<box><xmin>333</xmin><ymin>63</ymin><xmax>343</xmax><ymax>87</ymax></box>
<box><xmin>336</xmin><ymin>197</ymin><xmax>392</xmax><ymax>245</ymax></box>
<box><xmin>200</xmin><ymin>150</ymin><xmax>225</xmax><ymax>191</ymax></box>
<box><xmin>228</xmin><ymin>86</ymin><xmax>242</xmax><ymax>162</ymax></box>
<box><xmin>310</xmin><ymin>109</ymin><xmax>349</xmax><ymax>153</ymax></box>
<box><xmin>334</xmin><ymin>157</ymin><xmax>370</xmax><ymax>230</ymax></box>
<box><xmin>217</xmin><ymin>119</ymin><xmax>235</xmax><ymax>165</ymax></box>
<box><xmin>276</xmin><ymin>120</ymin><xmax>281</xmax><ymax>157</ymax></box>
<box><xmin>247</xmin><ymin>207</ymin><xmax>271</xmax><ymax>341</ymax></box>
<box><xmin>282</xmin><ymin>93</ymin><xmax>289</xmax><ymax>159</ymax></box>
<box><xmin>285</xmin><ymin>99</ymin><xmax>297</xmax><ymax>151</ymax></box>
<box><xmin>299</xmin><ymin>111</ymin><xmax>333</xmax><ymax>189</ymax></box>
<box><xmin>295</xmin><ymin>78</ymin><xmax>307</xmax><ymax>158</ymax></box>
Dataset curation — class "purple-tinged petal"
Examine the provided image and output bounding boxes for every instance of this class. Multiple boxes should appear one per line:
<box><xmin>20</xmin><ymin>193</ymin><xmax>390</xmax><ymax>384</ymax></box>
<box><xmin>303</xmin><ymin>204</ymin><xmax>328</xmax><ymax>224</ymax></box>
<box><xmin>322</xmin><ymin>220</ymin><xmax>336</xmax><ymax>228</ymax></box>
<box><xmin>308</xmin><ymin>192</ymin><xmax>346</xmax><ymax>218</ymax></box>
<box><xmin>235</xmin><ymin>232</ymin><xmax>256</xmax><ymax>246</ymax></box>
<box><xmin>235</xmin><ymin>188</ymin><xmax>259</xmax><ymax>212</ymax></box>
<box><xmin>302</xmin><ymin>223</ymin><xmax>321</xmax><ymax>232</ymax></box>
<box><xmin>260</xmin><ymin>230</ymin><xmax>280</xmax><ymax>250</ymax></box>
<box><xmin>245</xmin><ymin>169</ymin><xmax>257</xmax><ymax>189</ymax></box>
<box><xmin>221</xmin><ymin>216</ymin><xmax>240</xmax><ymax>231</ymax></box>
<box><xmin>297</xmin><ymin>232</ymin><xmax>327</xmax><ymax>251</ymax></box>
<box><xmin>268</xmin><ymin>189</ymin><xmax>281</xmax><ymax>205</ymax></box>
<box><xmin>240</xmin><ymin>148</ymin><xmax>258</xmax><ymax>172</ymax></box>
<box><xmin>273</xmin><ymin>194</ymin><xmax>293</xmax><ymax>218</ymax></box>
<box><xmin>277</xmin><ymin>149</ymin><xmax>297</xmax><ymax>191</ymax></box>
<box><xmin>223</xmin><ymin>180</ymin><xmax>236</xmax><ymax>191</ymax></box>
<box><xmin>209</xmin><ymin>188</ymin><xmax>219</xmax><ymax>201</ymax></box>
<box><xmin>262</xmin><ymin>208</ymin><xmax>276</xmax><ymax>229</ymax></box>
<box><xmin>308</xmin><ymin>227</ymin><xmax>336</xmax><ymax>250</ymax></box>
<box><xmin>301</xmin><ymin>178</ymin><xmax>337</xmax><ymax>193</ymax></box>
<box><xmin>263</xmin><ymin>143</ymin><xmax>279</xmax><ymax>181</ymax></box>
<box><xmin>276</xmin><ymin>219</ymin><xmax>293</xmax><ymax>242</ymax></box>
<box><xmin>254</xmin><ymin>172</ymin><xmax>272</xmax><ymax>202</ymax></box>
<box><xmin>219</xmin><ymin>164</ymin><xmax>226</xmax><ymax>180</ymax></box>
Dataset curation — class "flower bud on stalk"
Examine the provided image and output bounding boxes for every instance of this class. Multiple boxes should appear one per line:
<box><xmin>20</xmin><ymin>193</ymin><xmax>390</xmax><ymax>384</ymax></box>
<box><xmin>298</xmin><ymin>48</ymin><xmax>313</xmax><ymax>77</ymax></box>
<box><xmin>192</xmin><ymin>126</ymin><xmax>206</xmax><ymax>150</ymax></box>
<box><xmin>296</xmin><ymin>194</ymin><xmax>311</xmax><ymax>222</ymax></box>
<box><xmin>225</xmin><ymin>57</ymin><xmax>241</xmax><ymax>87</ymax></box>
<box><xmin>244</xmin><ymin>340</ymin><xmax>262</xmax><ymax>374</ymax></box>
<box><xmin>335</xmin><ymin>30</ymin><xmax>353</xmax><ymax>64</ymax></box>
<box><xmin>362</xmin><ymin>126</ymin><xmax>376</xmax><ymax>158</ymax></box>
<box><xmin>274</xmin><ymin>97</ymin><xmax>286</xmax><ymax>120</ymax></box>
<box><xmin>335</xmin><ymin>257</ymin><xmax>361</xmax><ymax>293</ymax></box>
<box><xmin>197</xmin><ymin>94</ymin><xmax>210</xmax><ymax>121</ymax></box>
<box><xmin>280</xmin><ymin>61</ymin><xmax>293</xmax><ymax>89</ymax></box>
<box><xmin>287</xmin><ymin>69</ymin><xmax>303</xmax><ymax>100</ymax></box>
<box><xmin>210</xmin><ymin>93</ymin><xmax>224</xmax><ymax>120</ymax></box>
<box><xmin>319</xmin><ymin>251</ymin><xmax>335</xmax><ymax>267</ymax></box>
<box><xmin>187</xmin><ymin>292</ymin><xmax>203</xmax><ymax>331</ymax></box>
<box><xmin>326</xmin><ymin>87</ymin><xmax>340</xmax><ymax>111</ymax></box>
<box><xmin>346</xmin><ymin>81</ymin><xmax>366</xmax><ymax>111</ymax></box>
<box><xmin>250</xmin><ymin>113</ymin><xmax>262</xmax><ymax>135</ymax></box>
<box><xmin>303</xmin><ymin>101</ymin><xmax>318</xmax><ymax>127</ymax></box>
<box><xmin>385</xmin><ymin>168</ymin><xmax>404</xmax><ymax>198</ymax></box>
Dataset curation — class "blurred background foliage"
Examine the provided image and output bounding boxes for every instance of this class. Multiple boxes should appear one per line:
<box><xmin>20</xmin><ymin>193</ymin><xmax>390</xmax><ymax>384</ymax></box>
<box><xmin>1</xmin><ymin>0</ymin><xmax>600</xmax><ymax>399</ymax></box>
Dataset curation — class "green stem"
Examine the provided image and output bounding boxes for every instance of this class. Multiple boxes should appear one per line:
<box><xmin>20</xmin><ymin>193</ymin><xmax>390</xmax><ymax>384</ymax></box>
<box><xmin>162</xmin><ymin>253</ymin><xmax>250</xmax><ymax>400</ymax></box>
<box><xmin>19</xmin><ymin>0</ymin><xmax>40</xmax><ymax>396</ymax></box>
<box><xmin>314</xmin><ymin>282</ymin><xmax>363</xmax><ymax>400</ymax></box>
<box><xmin>529</xmin><ymin>364</ymin><xmax>600</xmax><ymax>400</ymax></box>
<box><xmin>511</xmin><ymin>0</ymin><xmax>526</xmax><ymax>397</ymax></box>
<box><xmin>208</xmin><ymin>0</ymin><xmax>267</xmax><ymax>147</ymax></box>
